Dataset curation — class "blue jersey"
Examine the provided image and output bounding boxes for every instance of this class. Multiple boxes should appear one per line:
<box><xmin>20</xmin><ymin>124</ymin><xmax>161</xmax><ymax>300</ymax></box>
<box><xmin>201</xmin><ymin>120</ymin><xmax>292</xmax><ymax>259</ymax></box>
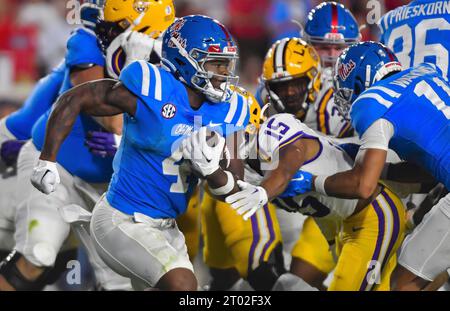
<box><xmin>5</xmin><ymin>61</ymin><xmax>65</xmax><ymax>140</ymax></box>
<box><xmin>379</xmin><ymin>0</ymin><xmax>450</xmax><ymax>79</ymax></box>
<box><xmin>107</xmin><ymin>61</ymin><xmax>250</xmax><ymax>219</ymax></box>
<box><xmin>32</xmin><ymin>28</ymin><xmax>113</xmax><ymax>183</ymax></box>
<box><xmin>351</xmin><ymin>63</ymin><xmax>450</xmax><ymax>189</ymax></box>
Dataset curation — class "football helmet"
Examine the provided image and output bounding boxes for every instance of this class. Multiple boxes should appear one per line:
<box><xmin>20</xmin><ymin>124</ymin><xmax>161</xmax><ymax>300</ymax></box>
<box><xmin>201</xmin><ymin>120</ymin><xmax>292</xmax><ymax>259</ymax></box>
<box><xmin>334</xmin><ymin>41</ymin><xmax>402</xmax><ymax>119</ymax></box>
<box><xmin>161</xmin><ymin>15</ymin><xmax>239</xmax><ymax>103</ymax></box>
<box><xmin>261</xmin><ymin>37</ymin><xmax>321</xmax><ymax>121</ymax></box>
<box><xmin>95</xmin><ymin>0</ymin><xmax>175</xmax><ymax>78</ymax></box>
<box><xmin>304</xmin><ymin>2</ymin><xmax>360</xmax><ymax>66</ymax></box>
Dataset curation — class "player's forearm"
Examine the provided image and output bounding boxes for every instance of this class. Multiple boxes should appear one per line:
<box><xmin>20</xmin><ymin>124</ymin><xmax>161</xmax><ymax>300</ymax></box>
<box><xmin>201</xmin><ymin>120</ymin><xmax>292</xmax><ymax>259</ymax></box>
<box><xmin>260</xmin><ymin>168</ymin><xmax>291</xmax><ymax>200</ymax></box>
<box><xmin>314</xmin><ymin>169</ymin><xmax>377</xmax><ymax>200</ymax></box>
<box><xmin>39</xmin><ymin>90</ymin><xmax>84</xmax><ymax>162</ymax></box>
<box><xmin>206</xmin><ymin>168</ymin><xmax>240</xmax><ymax>201</ymax></box>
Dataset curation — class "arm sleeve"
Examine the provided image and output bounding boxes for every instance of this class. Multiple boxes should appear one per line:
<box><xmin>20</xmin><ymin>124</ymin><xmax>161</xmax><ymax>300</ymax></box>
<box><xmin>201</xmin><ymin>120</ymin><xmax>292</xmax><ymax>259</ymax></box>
<box><xmin>359</xmin><ymin>118</ymin><xmax>394</xmax><ymax>151</ymax></box>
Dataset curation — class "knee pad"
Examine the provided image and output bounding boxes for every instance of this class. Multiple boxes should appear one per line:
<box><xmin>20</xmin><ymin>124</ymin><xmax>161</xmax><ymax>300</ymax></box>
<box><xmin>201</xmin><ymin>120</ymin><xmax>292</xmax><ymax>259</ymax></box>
<box><xmin>247</xmin><ymin>243</ymin><xmax>286</xmax><ymax>291</ymax></box>
<box><xmin>30</xmin><ymin>242</ymin><xmax>58</xmax><ymax>267</ymax></box>
<box><xmin>0</xmin><ymin>250</ymin><xmax>53</xmax><ymax>291</ymax></box>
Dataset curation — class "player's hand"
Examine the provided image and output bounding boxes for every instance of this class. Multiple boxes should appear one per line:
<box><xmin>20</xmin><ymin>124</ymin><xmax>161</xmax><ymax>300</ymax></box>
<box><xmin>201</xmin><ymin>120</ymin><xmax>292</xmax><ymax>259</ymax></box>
<box><xmin>30</xmin><ymin>160</ymin><xmax>60</xmax><ymax>194</ymax></box>
<box><xmin>182</xmin><ymin>127</ymin><xmax>225</xmax><ymax>177</ymax></box>
<box><xmin>279</xmin><ymin>170</ymin><xmax>313</xmax><ymax>198</ymax></box>
<box><xmin>121</xmin><ymin>30</ymin><xmax>155</xmax><ymax>64</ymax></box>
<box><xmin>85</xmin><ymin>131</ymin><xmax>118</xmax><ymax>158</ymax></box>
<box><xmin>225</xmin><ymin>180</ymin><xmax>268</xmax><ymax>221</ymax></box>
<box><xmin>0</xmin><ymin>139</ymin><xmax>26</xmax><ymax>167</ymax></box>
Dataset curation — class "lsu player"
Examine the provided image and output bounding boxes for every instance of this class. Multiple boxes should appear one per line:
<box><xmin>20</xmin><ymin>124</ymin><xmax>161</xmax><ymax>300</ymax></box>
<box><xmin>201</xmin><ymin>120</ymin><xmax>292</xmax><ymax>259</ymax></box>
<box><xmin>290</xmin><ymin>41</ymin><xmax>449</xmax><ymax>290</ymax></box>
<box><xmin>258</xmin><ymin>37</ymin><xmax>336</xmax><ymax>290</ymax></box>
<box><xmin>0</xmin><ymin>0</ymin><xmax>175</xmax><ymax>291</ymax></box>
<box><xmin>30</xmin><ymin>15</ymin><xmax>252</xmax><ymax>291</ymax></box>
<box><xmin>259</xmin><ymin>2</ymin><xmax>362</xmax><ymax>289</ymax></box>
<box><xmin>227</xmin><ymin>38</ymin><xmax>407</xmax><ymax>291</ymax></box>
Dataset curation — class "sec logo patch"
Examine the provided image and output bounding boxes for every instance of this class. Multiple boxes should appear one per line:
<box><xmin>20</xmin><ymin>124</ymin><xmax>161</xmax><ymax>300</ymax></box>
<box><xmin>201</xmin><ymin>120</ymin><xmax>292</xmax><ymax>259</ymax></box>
<box><xmin>161</xmin><ymin>103</ymin><xmax>177</xmax><ymax>119</ymax></box>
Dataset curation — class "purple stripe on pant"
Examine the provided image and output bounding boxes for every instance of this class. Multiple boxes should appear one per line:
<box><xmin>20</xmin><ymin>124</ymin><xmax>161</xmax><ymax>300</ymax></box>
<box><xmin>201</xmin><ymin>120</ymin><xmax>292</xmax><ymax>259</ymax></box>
<box><xmin>359</xmin><ymin>199</ymin><xmax>385</xmax><ymax>291</ymax></box>
<box><xmin>380</xmin><ymin>190</ymin><xmax>401</xmax><ymax>271</ymax></box>
<box><xmin>248</xmin><ymin>214</ymin><xmax>260</xmax><ymax>275</ymax></box>
<box><xmin>260</xmin><ymin>204</ymin><xmax>276</xmax><ymax>263</ymax></box>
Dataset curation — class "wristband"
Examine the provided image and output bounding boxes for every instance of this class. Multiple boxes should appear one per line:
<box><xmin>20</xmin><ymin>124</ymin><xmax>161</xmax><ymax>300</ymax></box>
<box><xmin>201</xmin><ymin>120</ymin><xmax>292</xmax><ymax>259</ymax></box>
<box><xmin>314</xmin><ymin>175</ymin><xmax>328</xmax><ymax>195</ymax></box>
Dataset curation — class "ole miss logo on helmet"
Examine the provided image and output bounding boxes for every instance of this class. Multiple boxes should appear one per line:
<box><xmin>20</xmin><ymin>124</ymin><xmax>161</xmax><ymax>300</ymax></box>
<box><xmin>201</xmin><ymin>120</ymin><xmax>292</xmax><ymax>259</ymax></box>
<box><xmin>338</xmin><ymin>59</ymin><xmax>356</xmax><ymax>81</ymax></box>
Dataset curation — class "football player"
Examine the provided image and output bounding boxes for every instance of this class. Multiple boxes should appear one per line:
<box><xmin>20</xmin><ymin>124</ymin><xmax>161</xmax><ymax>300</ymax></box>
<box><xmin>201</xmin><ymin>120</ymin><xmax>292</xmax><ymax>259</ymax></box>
<box><xmin>0</xmin><ymin>0</ymin><xmax>175</xmax><ymax>291</ymax></box>
<box><xmin>283</xmin><ymin>41</ymin><xmax>449</xmax><ymax>291</ymax></box>
<box><xmin>227</xmin><ymin>38</ymin><xmax>407</xmax><ymax>291</ymax></box>
<box><xmin>30</xmin><ymin>15</ymin><xmax>252</xmax><ymax>291</ymax></box>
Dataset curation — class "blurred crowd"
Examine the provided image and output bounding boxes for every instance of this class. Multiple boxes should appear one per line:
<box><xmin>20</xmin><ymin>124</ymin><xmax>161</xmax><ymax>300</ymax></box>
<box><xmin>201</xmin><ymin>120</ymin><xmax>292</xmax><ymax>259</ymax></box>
<box><xmin>0</xmin><ymin>0</ymin><xmax>409</xmax><ymax>104</ymax></box>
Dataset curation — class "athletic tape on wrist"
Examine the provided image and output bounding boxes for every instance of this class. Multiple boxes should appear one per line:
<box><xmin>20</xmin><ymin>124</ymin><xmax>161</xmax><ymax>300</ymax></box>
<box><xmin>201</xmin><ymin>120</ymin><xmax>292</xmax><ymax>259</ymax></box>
<box><xmin>209</xmin><ymin>171</ymin><xmax>235</xmax><ymax>196</ymax></box>
<box><xmin>314</xmin><ymin>175</ymin><xmax>328</xmax><ymax>195</ymax></box>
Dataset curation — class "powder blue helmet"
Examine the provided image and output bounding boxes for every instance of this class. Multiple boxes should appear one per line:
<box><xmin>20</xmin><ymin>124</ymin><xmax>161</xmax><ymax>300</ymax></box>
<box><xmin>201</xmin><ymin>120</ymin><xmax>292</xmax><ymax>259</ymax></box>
<box><xmin>161</xmin><ymin>15</ymin><xmax>239</xmax><ymax>103</ymax></box>
<box><xmin>334</xmin><ymin>41</ymin><xmax>402</xmax><ymax>119</ymax></box>
<box><xmin>304</xmin><ymin>2</ymin><xmax>360</xmax><ymax>65</ymax></box>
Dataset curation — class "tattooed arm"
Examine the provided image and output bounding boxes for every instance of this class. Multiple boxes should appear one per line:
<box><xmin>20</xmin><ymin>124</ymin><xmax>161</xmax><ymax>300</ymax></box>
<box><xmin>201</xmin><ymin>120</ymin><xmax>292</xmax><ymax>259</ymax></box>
<box><xmin>40</xmin><ymin>79</ymin><xmax>137</xmax><ymax>162</ymax></box>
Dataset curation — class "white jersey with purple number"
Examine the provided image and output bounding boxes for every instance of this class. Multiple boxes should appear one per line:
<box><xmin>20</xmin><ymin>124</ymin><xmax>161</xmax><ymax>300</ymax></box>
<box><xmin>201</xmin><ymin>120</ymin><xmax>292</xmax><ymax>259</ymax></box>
<box><xmin>257</xmin><ymin>113</ymin><xmax>358</xmax><ymax>237</ymax></box>
<box><xmin>304</xmin><ymin>68</ymin><xmax>354</xmax><ymax>138</ymax></box>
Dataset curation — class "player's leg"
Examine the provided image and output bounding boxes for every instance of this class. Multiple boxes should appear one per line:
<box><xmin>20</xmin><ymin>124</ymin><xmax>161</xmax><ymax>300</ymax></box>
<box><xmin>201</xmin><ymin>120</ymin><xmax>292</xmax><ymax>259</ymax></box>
<box><xmin>290</xmin><ymin>217</ymin><xmax>336</xmax><ymax>290</ymax></box>
<box><xmin>0</xmin><ymin>141</ymin><xmax>77</xmax><ymax>291</ymax></box>
<box><xmin>393</xmin><ymin>193</ymin><xmax>450</xmax><ymax>291</ymax></box>
<box><xmin>211</xmin><ymin>195</ymin><xmax>288</xmax><ymax>290</ymax></box>
<box><xmin>69</xmin><ymin>177</ymin><xmax>133</xmax><ymax>291</ymax></box>
<box><xmin>328</xmin><ymin>186</ymin><xmax>406</xmax><ymax>291</ymax></box>
<box><xmin>90</xmin><ymin>194</ymin><xmax>197</xmax><ymax>291</ymax></box>
<box><xmin>177</xmin><ymin>186</ymin><xmax>201</xmax><ymax>261</ymax></box>
<box><xmin>201</xmin><ymin>191</ymin><xmax>241</xmax><ymax>290</ymax></box>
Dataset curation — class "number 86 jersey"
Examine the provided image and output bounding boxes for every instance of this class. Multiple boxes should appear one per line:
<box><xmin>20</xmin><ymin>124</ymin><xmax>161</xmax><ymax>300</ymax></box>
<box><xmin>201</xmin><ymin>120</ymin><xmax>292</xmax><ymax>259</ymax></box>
<box><xmin>257</xmin><ymin>113</ymin><xmax>358</xmax><ymax>228</ymax></box>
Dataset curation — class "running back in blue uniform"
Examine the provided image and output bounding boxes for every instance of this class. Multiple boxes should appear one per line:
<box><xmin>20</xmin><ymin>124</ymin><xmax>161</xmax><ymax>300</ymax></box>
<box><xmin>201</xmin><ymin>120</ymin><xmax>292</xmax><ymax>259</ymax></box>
<box><xmin>351</xmin><ymin>63</ymin><xmax>450</xmax><ymax>189</ymax></box>
<box><xmin>107</xmin><ymin>61</ymin><xmax>249</xmax><ymax>218</ymax></box>
<box><xmin>379</xmin><ymin>0</ymin><xmax>450</xmax><ymax>78</ymax></box>
<box><xmin>32</xmin><ymin>28</ymin><xmax>113</xmax><ymax>183</ymax></box>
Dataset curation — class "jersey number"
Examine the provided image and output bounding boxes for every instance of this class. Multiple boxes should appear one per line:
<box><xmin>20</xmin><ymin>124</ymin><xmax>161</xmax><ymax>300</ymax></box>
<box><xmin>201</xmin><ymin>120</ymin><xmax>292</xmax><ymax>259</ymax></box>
<box><xmin>414</xmin><ymin>78</ymin><xmax>450</xmax><ymax>119</ymax></box>
<box><xmin>162</xmin><ymin>148</ymin><xmax>189</xmax><ymax>194</ymax></box>
<box><xmin>387</xmin><ymin>18</ymin><xmax>450</xmax><ymax>77</ymax></box>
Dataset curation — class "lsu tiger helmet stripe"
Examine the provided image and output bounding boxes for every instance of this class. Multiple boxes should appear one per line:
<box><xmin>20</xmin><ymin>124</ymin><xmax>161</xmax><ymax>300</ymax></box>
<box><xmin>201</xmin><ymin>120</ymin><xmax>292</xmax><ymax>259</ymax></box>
<box><xmin>261</xmin><ymin>37</ymin><xmax>321</xmax><ymax>121</ymax></box>
<box><xmin>103</xmin><ymin>0</ymin><xmax>175</xmax><ymax>38</ymax></box>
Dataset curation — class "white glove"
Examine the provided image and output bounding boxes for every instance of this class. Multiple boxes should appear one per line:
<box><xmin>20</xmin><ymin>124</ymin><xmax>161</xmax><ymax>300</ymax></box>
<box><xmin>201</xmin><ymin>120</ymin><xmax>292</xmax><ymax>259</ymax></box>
<box><xmin>121</xmin><ymin>31</ymin><xmax>155</xmax><ymax>66</ymax></box>
<box><xmin>182</xmin><ymin>127</ymin><xmax>225</xmax><ymax>177</ymax></box>
<box><xmin>225</xmin><ymin>180</ymin><xmax>268</xmax><ymax>221</ymax></box>
<box><xmin>30</xmin><ymin>160</ymin><xmax>60</xmax><ymax>194</ymax></box>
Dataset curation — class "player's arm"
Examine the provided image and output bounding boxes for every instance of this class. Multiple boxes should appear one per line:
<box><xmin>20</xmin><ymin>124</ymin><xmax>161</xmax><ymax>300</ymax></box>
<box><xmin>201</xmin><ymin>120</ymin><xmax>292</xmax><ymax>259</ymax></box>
<box><xmin>312</xmin><ymin>119</ymin><xmax>391</xmax><ymax>199</ymax></box>
<box><xmin>225</xmin><ymin>137</ymin><xmax>310</xmax><ymax>220</ymax></box>
<box><xmin>30</xmin><ymin>79</ymin><xmax>136</xmax><ymax>194</ymax></box>
<box><xmin>70</xmin><ymin>66</ymin><xmax>123</xmax><ymax>135</ymax></box>
<box><xmin>259</xmin><ymin>139</ymin><xmax>307</xmax><ymax>200</ymax></box>
<box><xmin>40</xmin><ymin>80</ymin><xmax>135</xmax><ymax>163</ymax></box>
<box><xmin>314</xmin><ymin>148</ymin><xmax>387</xmax><ymax>199</ymax></box>
<box><xmin>197</xmin><ymin>130</ymin><xmax>246</xmax><ymax>201</ymax></box>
